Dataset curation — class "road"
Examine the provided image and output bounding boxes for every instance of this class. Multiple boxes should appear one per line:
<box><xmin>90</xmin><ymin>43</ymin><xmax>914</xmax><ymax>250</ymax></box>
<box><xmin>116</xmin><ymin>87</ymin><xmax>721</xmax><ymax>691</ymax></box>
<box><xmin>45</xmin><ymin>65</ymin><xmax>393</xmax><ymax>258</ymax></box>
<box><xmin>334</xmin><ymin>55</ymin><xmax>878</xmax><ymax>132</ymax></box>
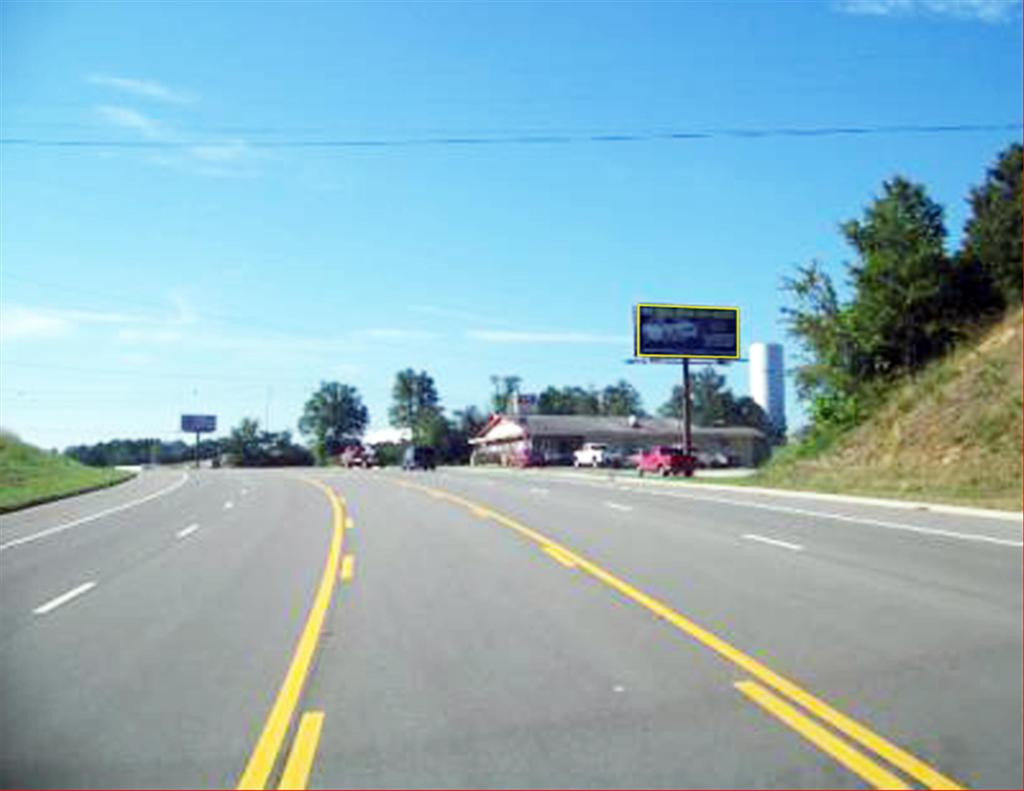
<box><xmin>0</xmin><ymin>466</ymin><xmax>1020</xmax><ymax>789</ymax></box>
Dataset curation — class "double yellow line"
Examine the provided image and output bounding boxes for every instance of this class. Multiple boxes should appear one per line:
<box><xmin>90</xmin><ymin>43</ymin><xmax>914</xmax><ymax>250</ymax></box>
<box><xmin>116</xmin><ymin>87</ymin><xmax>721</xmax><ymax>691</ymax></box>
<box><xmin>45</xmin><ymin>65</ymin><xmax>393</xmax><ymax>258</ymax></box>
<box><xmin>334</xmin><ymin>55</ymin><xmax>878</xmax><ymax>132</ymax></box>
<box><xmin>237</xmin><ymin>479</ymin><xmax>347</xmax><ymax>790</ymax></box>
<box><xmin>399</xmin><ymin>480</ymin><xmax>963</xmax><ymax>791</ymax></box>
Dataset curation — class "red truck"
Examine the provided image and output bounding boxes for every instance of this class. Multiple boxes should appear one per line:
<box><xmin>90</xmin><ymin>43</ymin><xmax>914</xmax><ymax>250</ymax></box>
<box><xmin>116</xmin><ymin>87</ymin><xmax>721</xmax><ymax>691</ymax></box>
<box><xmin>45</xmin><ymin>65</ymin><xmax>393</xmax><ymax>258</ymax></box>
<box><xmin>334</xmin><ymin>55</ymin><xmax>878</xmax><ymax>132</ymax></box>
<box><xmin>636</xmin><ymin>445</ymin><xmax>697</xmax><ymax>478</ymax></box>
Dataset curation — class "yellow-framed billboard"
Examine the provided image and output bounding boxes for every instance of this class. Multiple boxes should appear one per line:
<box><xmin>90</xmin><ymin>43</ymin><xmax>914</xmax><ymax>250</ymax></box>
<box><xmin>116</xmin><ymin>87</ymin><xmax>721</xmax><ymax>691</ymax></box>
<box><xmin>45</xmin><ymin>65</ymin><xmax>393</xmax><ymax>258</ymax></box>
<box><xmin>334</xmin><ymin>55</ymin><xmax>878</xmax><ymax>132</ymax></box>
<box><xmin>634</xmin><ymin>303</ymin><xmax>740</xmax><ymax>359</ymax></box>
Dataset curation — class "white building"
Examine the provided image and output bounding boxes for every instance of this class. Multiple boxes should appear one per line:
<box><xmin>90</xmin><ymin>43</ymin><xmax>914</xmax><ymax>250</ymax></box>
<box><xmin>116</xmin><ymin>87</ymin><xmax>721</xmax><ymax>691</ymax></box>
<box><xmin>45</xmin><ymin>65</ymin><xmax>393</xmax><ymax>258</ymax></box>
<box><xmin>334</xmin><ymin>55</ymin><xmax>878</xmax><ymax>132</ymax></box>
<box><xmin>749</xmin><ymin>342</ymin><xmax>786</xmax><ymax>432</ymax></box>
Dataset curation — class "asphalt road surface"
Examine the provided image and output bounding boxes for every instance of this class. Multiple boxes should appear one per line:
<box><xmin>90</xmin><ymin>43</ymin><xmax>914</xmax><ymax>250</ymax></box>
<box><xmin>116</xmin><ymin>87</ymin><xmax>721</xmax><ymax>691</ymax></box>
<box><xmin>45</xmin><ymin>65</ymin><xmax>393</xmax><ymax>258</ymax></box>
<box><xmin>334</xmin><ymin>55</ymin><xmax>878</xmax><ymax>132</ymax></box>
<box><xmin>1</xmin><ymin>466</ymin><xmax>1020</xmax><ymax>789</ymax></box>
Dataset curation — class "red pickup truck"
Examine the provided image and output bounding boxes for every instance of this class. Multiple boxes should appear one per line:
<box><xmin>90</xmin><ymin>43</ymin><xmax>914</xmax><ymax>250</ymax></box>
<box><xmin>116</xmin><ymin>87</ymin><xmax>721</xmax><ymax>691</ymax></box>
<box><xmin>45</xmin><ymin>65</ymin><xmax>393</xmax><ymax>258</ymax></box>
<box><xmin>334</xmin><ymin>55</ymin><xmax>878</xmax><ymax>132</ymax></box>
<box><xmin>636</xmin><ymin>445</ymin><xmax>697</xmax><ymax>478</ymax></box>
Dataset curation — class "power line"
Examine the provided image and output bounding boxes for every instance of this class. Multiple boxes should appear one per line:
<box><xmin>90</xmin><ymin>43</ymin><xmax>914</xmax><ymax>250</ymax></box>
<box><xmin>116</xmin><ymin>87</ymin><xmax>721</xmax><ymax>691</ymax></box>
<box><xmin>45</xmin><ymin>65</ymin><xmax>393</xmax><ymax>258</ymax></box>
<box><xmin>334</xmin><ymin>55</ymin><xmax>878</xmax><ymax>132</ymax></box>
<box><xmin>1</xmin><ymin>123</ymin><xmax>1020</xmax><ymax>150</ymax></box>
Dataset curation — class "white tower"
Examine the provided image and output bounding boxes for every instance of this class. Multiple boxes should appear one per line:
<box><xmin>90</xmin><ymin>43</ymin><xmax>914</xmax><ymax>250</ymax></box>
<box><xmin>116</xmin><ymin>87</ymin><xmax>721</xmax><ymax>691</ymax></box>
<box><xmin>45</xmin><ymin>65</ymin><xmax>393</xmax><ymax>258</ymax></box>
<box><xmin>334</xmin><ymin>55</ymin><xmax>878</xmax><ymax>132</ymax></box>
<box><xmin>749</xmin><ymin>343</ymin><xmax>785</xmax><ymax>432</ymax></box>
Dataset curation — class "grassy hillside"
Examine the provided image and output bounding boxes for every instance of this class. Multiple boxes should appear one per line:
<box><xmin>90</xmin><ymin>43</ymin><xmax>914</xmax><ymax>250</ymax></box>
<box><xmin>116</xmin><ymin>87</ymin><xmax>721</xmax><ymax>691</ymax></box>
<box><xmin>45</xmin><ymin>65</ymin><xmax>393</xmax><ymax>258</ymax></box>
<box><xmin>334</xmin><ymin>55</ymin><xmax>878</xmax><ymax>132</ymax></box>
<box><xmin>0</xmin><ymin>431</ymin><xmax>134</xmax><ymax>513</ymax></box>
<box><xmin>751</xmin><ymin>309</ymin><xmax>1023</xmax><ymax>511</ymax></box>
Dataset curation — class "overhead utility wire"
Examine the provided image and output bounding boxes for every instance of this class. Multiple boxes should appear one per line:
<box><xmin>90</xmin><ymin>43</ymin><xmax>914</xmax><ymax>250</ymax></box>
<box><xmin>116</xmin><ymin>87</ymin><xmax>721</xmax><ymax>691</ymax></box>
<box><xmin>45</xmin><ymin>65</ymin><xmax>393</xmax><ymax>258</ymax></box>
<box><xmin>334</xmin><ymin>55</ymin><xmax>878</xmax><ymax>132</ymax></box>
<box><xmin>1</xmin><ymin>123</ymin><xmax>1020</xmax><ymax>149</ymax></box>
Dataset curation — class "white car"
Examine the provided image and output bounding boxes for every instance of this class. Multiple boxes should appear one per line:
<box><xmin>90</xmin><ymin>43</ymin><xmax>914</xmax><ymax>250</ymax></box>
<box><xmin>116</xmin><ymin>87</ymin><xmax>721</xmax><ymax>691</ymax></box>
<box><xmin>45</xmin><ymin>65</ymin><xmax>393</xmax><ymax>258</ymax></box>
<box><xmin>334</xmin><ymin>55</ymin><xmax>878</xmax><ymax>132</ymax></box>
<box><xmin>573</xmin><ymin>443</ymin><xmax>622</xmax><ymax>468</ymax></box>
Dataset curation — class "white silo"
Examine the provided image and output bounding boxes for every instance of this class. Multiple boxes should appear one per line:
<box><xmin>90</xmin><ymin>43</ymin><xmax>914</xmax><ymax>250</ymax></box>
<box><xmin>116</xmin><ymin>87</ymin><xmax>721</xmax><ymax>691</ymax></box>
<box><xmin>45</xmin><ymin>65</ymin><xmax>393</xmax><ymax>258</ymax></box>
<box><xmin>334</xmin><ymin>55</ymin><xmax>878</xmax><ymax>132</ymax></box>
<box><xmin>749</xmin><ymin>342</ymin><xmax>785</xmax><ymax>432</ymax></box>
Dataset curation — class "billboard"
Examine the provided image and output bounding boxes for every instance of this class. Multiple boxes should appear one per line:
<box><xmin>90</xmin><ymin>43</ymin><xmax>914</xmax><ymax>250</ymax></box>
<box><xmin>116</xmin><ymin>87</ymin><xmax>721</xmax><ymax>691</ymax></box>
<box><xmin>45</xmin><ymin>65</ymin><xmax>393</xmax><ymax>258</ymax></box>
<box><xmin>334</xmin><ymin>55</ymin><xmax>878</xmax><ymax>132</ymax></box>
<box><xmin>634</xmin><ymin>303</ymin><xmax>740</xmax><ymax>359</ymax></box>
<box><xmin>181</xmin><ymin>414</ymin><xmax>217</xmax><ymax>433</ymax></box>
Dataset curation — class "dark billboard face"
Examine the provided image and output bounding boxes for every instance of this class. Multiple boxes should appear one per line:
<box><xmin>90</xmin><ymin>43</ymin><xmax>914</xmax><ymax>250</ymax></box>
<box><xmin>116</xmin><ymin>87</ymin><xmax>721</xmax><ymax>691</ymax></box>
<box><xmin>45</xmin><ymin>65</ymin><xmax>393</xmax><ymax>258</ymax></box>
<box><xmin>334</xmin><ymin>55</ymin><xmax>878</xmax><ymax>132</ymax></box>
<box><xmin>181</xmin><ymin>414</ymin><xmax>217</xmax><ymax>433</ymax></box>
<box><xmin>635</xmin><ymin>305</ymin><xmax>739</xmax><ymax>359</ymax></box>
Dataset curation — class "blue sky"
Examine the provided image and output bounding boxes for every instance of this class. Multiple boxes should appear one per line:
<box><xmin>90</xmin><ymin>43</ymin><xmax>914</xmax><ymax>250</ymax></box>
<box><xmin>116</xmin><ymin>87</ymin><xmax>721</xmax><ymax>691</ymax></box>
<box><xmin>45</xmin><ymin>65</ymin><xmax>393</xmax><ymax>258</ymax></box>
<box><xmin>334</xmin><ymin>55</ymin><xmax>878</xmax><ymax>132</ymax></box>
<box><xmin>1</xmin><ymin>0</ymin><xmax>1021</xmax><ymax>448</ymax></box>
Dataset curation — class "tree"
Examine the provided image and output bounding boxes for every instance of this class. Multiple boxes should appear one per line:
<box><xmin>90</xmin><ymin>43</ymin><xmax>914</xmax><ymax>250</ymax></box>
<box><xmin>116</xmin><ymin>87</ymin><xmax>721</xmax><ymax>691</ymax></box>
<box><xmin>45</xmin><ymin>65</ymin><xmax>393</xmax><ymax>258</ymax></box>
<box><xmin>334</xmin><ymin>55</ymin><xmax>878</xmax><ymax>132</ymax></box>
<box><xmin>841</xmin><ymin>176</ymin><xmax>960</xmax><ymax>374</ymax></box>
<box><xmin>731</xmin><ymin>396</ymin><xmax>776</xmax><ymax>438</ymax></box>
<box><xmin>692</xmin><ymin>367</ymin><xmax>734</xmax><ymax>426</ymax></box>
<box><xmin>390</xmin><ymin>369</ymin><xmax>440</xmax><ymax>427</ymax></box>
<box><xmin>538</xmin><ymin>385</ymin><xmax>600</xmax><ymax>415</ymax></box>
<box><xmin>443</xmin><ymin>406</ymin><xmax>488</xmax><ymax>464</ymax></box>
<box><xmin>600</xmin><ymin>380</ymin><xmax>644</xmax><ymax>416</ymax></box>
<box><xmin>781</xmin><ymin>261</ymin><xmax>871</xmax><ymax>430</ymax></box>
<box><xmin>658</xmin><ymin>369</ymin><xmax>734</xmax><ymax>426</ymax></box>
<box><xmin>299</xmin><ymin>382</ymin><xmax>369</xmax><ymax>463</ymax></box>
<box><xmin>389</xmin><ymin>369</ymin><xmax>442</xmax><ymax>443</ymax></box>
<box><xmin>658</xmin><ymin>370</ymin><xmax>782</xmax><ymax>443</ymax></box>
<box><xmin>452</xmin><ymin>405</ymin><xmax>487</xmax><ymax>437</ymax></box>
<box><xmin>962</xmin><ymin>143</ymin><xmax>1022</xmax><ymax>307</ymax></box>
<box><xmin>489</xmin><ymin>374</ymin><xmax>522</xmax><ymax>414</ymax></box>
<box><xmin>224</xmin><ymin>418</ymin><xmax>263</xmax><ymax>465</ymax></box>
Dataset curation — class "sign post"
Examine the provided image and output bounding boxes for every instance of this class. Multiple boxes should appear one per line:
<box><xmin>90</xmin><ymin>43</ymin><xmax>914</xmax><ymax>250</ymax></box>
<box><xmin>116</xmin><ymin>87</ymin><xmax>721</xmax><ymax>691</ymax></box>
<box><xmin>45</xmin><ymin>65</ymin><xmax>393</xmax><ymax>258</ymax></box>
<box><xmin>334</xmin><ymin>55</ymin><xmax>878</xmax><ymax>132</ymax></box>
<box><xmin>181</xmin><ymin>414</ymin><xmax>217</xmax><ymax>469</ymax></box>
<box><xmin>633</xmin><ymin>303</ymin><xmax>740</xmax><ymax>462</ymax></box>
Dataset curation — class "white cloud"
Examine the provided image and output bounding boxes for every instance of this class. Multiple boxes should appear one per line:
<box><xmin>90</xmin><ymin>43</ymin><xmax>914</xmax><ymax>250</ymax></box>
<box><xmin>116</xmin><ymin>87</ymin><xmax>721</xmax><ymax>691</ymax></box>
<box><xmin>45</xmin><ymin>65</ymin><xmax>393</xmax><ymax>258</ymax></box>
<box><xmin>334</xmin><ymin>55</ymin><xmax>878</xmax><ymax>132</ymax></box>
<box><xmin>0</xmin><ymin>306</ymin><xmax>71</xmax><ymax>340</ymax></box>
<box><xmin>411</xmin><ymin>304</ymin><xmax>510</xmax><ymax>326</ymax></box>
<box><xmin>188</xmin><ymin>140</ymin><xmax>251</xmax><ymax>164</ymax></box>
<box><xmin>835</xmin><ymin>0</ymin><xmax>1020</xmax><ymax>22</ymax></box>
<box><xmin>94</xmin><ymin>104</ymin><xmax>257</xmax><ymax>178</ymax></box>
<box><xmin>96</xmin><ymin>105</ymin><xmax>165</xmax><ymax>139</ymax></box>
<box><xmin>0</xmin><ymin>305</ymin><xmax>141</xmax><ymax>342</ymax></box>
<box><xmin>87</xmin><ymin>74</ymin><xmax>196</xmax><ymax>104</ymax></box>
<box><xmin>116</xmin><ymin>328</ymin><xmax>185</xmax><ymax>344</ymax></box>
<box><xmin>467</xmin><ymin>329</ymin><xmax>623</xmax><ymax>344</ymax></box>
<box><xmin>353</xmin><ymin>328</ymin><xmax>440</xmax><ymax>341</ymax></box>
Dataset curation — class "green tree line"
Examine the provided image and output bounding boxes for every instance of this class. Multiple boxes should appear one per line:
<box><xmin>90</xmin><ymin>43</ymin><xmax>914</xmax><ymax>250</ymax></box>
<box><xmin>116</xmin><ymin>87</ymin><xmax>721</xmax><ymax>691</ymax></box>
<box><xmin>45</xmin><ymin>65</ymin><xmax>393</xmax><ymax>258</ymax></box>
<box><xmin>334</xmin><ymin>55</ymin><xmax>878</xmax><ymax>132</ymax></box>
<box><xmin>783</xmin><ymin>142</ymin><xmax>1021</xmax><ymax>440</ymax></box>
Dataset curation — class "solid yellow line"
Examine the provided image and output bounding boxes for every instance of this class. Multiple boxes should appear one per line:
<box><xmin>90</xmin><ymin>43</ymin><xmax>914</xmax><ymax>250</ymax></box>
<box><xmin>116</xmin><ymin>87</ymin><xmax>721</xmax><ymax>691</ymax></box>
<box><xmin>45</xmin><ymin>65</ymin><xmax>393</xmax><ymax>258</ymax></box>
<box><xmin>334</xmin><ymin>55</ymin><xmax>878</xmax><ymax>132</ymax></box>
<box><xmin>340</xmin><ymin>554</ymin><xmax>355</xmax><ymax>582</ymax></box>
<box><xmin>736</xmin><ymin>681</ymin><xmax>909</xmax><ymax>790</ymax></box>
<box><xmin>277</xmin><ymin>711</ymin><xmax>325</xmax><ymax>790</ymax></box>
<box><xmin>236</xmin><ymin>480</ymin><xmax>345</xmax><ymax>790</ymax></box>
<box><xmin>395</xmin><ymin>480</ymin><xmax>963</xmax><ymax>791</ymax></box>
<box><xmin>543</xmin><ymin>545</ymin><xmax>577</xmax><ymax>568</ymax></box>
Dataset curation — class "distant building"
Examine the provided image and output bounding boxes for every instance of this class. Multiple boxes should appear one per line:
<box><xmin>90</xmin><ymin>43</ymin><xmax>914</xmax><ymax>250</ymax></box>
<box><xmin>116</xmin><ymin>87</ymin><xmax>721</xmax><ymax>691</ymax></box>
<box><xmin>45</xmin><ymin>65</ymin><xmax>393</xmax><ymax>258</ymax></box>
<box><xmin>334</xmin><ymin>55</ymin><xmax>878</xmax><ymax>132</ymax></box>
<box><xmin>470</xmin><ymin>414</ymin><xmax>768</xmax><ymax>467</ymax></box>
<box><xmin>749</xmin><ymin>342</ymin><xmax>785</xmax><ymax>432</ymax></box>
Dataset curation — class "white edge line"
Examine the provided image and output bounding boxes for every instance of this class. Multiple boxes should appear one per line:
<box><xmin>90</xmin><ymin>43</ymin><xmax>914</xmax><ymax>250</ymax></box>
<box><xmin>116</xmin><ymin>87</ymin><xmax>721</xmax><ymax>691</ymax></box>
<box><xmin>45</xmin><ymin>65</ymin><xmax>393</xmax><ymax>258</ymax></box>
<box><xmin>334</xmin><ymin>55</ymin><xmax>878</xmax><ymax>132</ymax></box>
<box><xmin>176</xmin><ymin>523</ymin><xmax>200</xmax><ymax>539</ymax></box>
<box><xmin>458</xmin><ymin>467</ymin><xmax>1022</xmax><ymax>522</ymax></box>
<box><xmin>652</xmin><ymin>489</ymin><xmax>1024</xmax><ymax>548</ymax></box>
<box><xmin>742</xmin><ymin>533</ymin><xmax>804</xmax><ymax>552</ymax></box>
<box><xmin>448</xmin><ymin>467</ymin><xmax>1023</xmax><ymax>547</ymax></box>
<box><xmin>488</xmin><ymin>472</ymin><xmax>1023</xmax><ymax>548</ymax></box>
<box><xmin>558</xmin><ymin>470</ymin><xmax>1024</xmax><ymax>522</ymax></box>
<box><xmin>0</xmin><ymin>473</ymin><xmax>190</xmax><ymax>553</ymax></box>
<box><xmin>33</xmin><ymin>581</ymin><xmax>96</xmax><ymax>614</ymax></box>
<box><xmin>604</xmin><ymin>501</ymin><xmax>634</xmax><ymax>512</ymax></box>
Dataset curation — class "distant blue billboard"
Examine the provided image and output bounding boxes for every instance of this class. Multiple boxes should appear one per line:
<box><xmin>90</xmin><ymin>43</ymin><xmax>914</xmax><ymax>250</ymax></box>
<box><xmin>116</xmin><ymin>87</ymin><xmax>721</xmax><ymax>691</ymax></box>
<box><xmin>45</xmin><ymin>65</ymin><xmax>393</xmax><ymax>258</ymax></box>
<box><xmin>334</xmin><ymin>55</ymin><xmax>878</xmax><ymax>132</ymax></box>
<box><xmin>634</xmin><ymin>303</ymin><xmax>740</xmax><ymax>359</ymax></box>
<box><xmin>181</xmin><ymin>414</ymin><xmax>217</xmax><ymax>433</ymax></box>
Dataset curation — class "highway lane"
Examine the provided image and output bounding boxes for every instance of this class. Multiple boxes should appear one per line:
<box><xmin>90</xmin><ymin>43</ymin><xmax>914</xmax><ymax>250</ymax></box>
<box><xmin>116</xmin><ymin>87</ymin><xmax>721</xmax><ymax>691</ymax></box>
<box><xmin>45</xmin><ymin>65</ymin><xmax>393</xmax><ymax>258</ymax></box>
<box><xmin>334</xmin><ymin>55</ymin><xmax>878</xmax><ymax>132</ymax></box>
<box><xmin>302</xmin><ymin>472</ymin><xmax>843</xmax><ymax>789</ymax></box>
<box><xmin>0</xmin><ymin>466</ymin><xmax>1020</xmax><ymax>788</ymax></box>
<box><xmin>303</xmin><ymin>468</ymin><xmax>1020</xmax><ymax>789</ymax></box>
<box><xmin>428</xmin><ymin>467</ymin><xmax>1022</xmax><ymax>785</ymax></box>
<box><xmin>0</xmin><ymin>469</ymin><xmax>335</xmax><ymax>788</ymax></box>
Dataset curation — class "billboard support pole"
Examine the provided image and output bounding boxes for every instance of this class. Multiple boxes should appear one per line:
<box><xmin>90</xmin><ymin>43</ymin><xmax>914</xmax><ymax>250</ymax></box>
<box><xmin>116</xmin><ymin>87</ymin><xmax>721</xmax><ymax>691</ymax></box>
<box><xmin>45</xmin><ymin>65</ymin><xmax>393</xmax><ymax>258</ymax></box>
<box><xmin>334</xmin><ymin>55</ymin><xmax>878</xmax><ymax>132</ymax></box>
<box><xmin>682</xmin><ymin>358</ymin><xmax>692</xmax><ymax>456</ymax></box>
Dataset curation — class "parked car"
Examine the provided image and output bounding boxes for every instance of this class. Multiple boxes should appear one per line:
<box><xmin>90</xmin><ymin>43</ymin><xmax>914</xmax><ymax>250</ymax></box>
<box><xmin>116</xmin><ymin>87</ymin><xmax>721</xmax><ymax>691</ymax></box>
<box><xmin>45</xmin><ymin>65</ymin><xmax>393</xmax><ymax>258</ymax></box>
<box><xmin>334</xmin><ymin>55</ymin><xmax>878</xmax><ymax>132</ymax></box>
<box><xmin>507</xmin><ymin>448</ymin><xmax>545</xmax><ymax>468</ymax></box>
<box><xmin>402</xmin><ymin>445</ymin><xmax>436</xmax><ymax>471</ymax></box>
<box><xmin>636</xmin><ymin>445</ymin><xmax>697</xmax><ymax>477</ymax></box>
<box><xmin>695</xmin><ymin>450</ymin><xmax>729</xmax><ymax>469</ymax></box>
<box><xmin>573</xmin><ymin>443</ymin><xmax>623</xmax><ymax>468</ymax></box>
<box><xmin>340</xmin><ymin>444</ymin><xmax>378</xmax><ymax>468</ymax></box>
<box><xmin>542</xmin><ymin>449</ymin><xmax>575</xmax><ymax>466</ymax></box>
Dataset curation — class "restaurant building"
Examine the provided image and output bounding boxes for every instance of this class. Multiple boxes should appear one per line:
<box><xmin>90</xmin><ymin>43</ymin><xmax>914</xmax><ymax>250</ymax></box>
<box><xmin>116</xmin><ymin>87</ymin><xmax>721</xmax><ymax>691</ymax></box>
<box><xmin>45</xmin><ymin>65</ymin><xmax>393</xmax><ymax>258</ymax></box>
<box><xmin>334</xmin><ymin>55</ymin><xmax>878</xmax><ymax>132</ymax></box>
<box><xmin>469</xmin><ymin>414</ymin><xmax>767</xmax><ymax>467</ymax></box>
